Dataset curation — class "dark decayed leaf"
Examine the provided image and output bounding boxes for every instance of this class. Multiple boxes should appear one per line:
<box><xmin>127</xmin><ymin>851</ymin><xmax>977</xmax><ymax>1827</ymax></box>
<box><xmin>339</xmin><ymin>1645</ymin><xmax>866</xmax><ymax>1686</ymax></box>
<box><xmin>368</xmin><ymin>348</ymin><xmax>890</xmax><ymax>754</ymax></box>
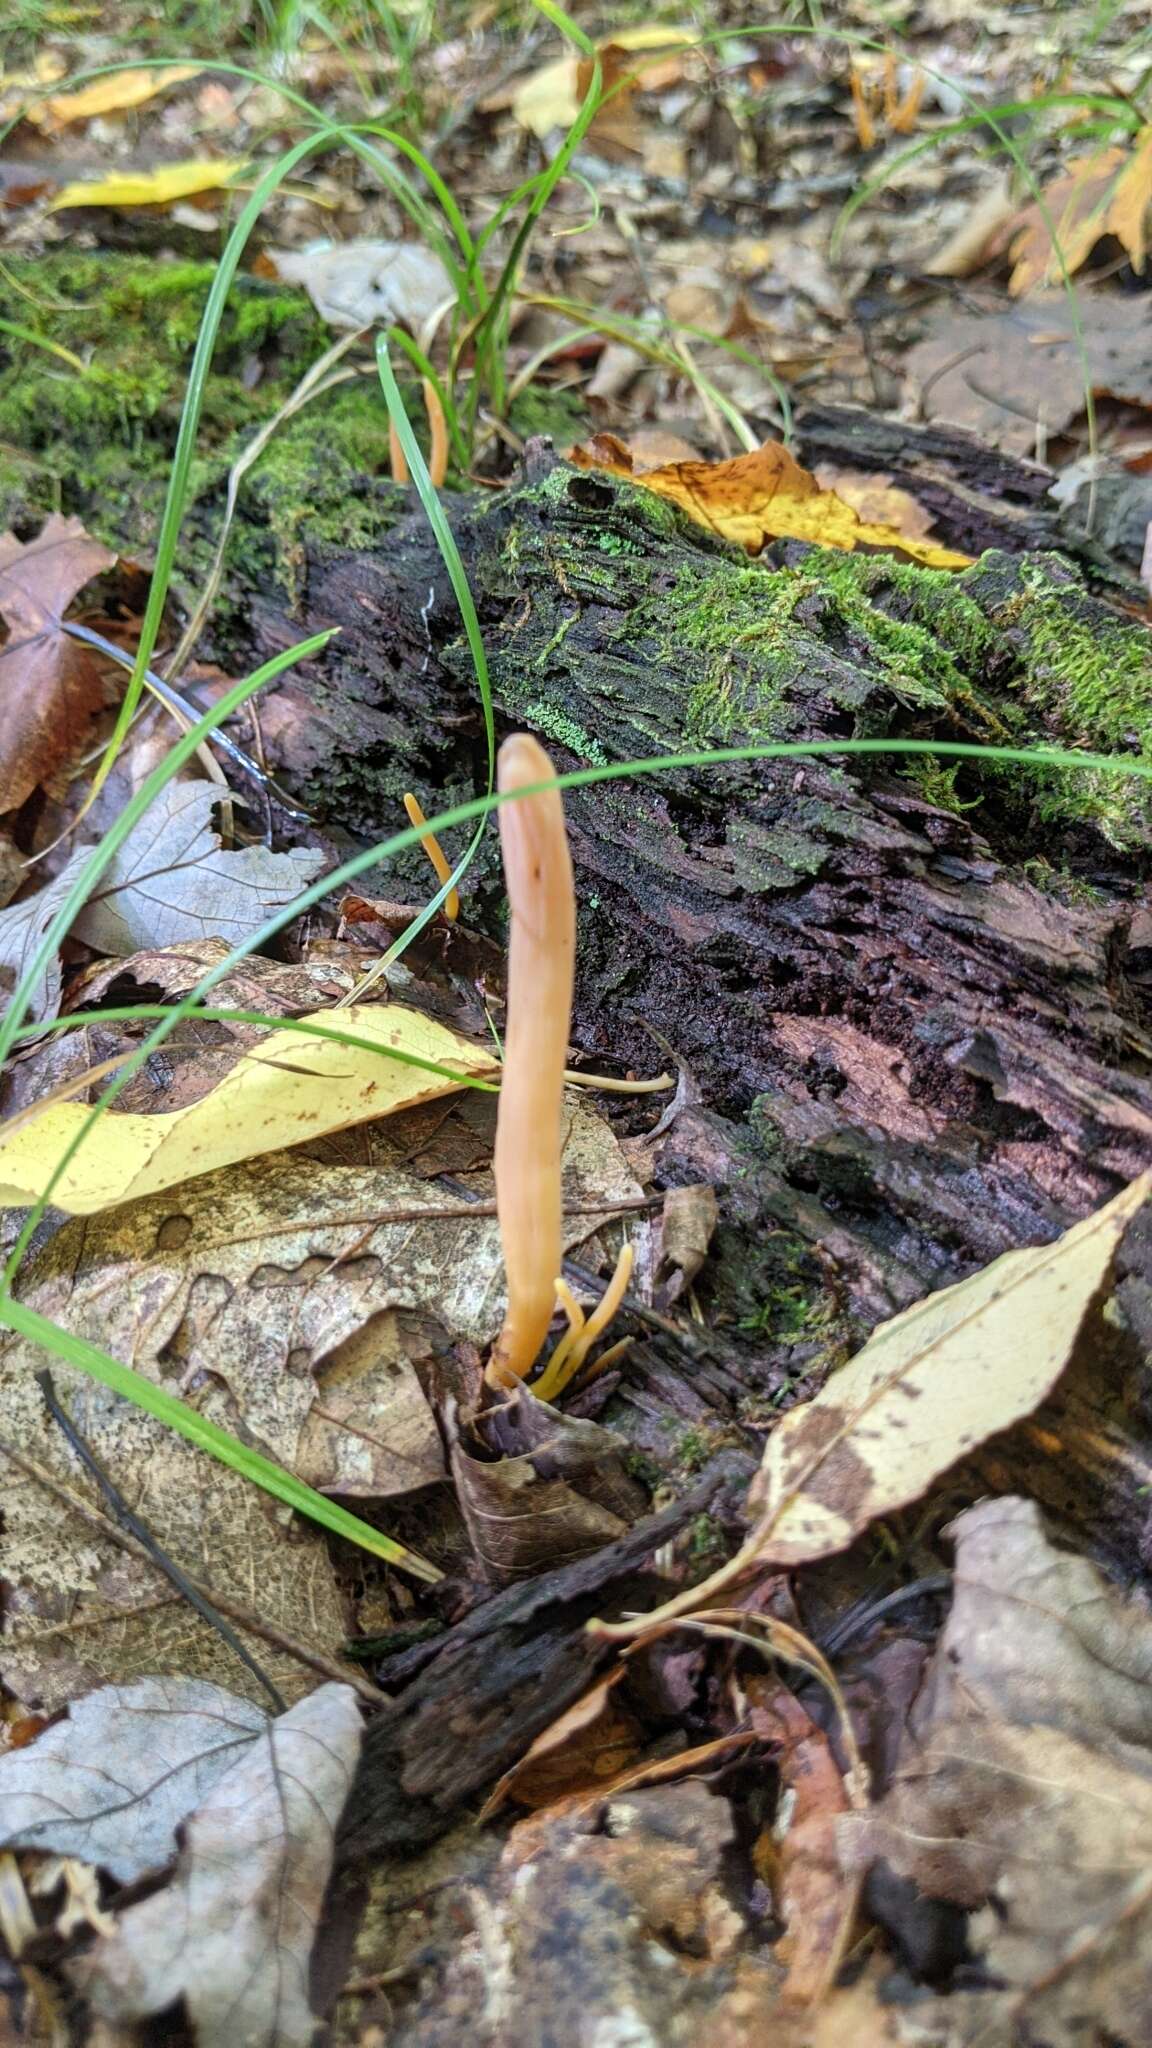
<box><xmin>840</xmin><ymin>1497</ymin><xmax>1152</xmax><ymax>2047</ymax></box>
<box><xmin>450</xmin><ymin>1385</ymin><xmax>649</xmax><ymax>1581</ymax></box>
<box><xmin>0</xmin><ymin>515</ymin><xmax>116</xmax><ymax>812</ymax></box>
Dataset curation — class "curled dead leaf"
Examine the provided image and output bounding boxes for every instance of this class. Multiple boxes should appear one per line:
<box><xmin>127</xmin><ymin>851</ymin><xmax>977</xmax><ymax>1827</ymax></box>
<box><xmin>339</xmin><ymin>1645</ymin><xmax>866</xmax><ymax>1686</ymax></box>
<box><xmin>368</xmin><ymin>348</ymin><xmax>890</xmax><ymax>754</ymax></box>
<box><xmin>596</xmin><ymin>1173</ymin><xmax>1151</xmax><ymax>1639</ymax></box>
<box><xmin>450</xmin><ymin>1385</ymin><xmax>648</xmax><ymax>1582</ymax></box>
<box><xmin>742</xmin><ymin>1171</ymin><xmax>1151</xmax><ymax>1568</ymax></box>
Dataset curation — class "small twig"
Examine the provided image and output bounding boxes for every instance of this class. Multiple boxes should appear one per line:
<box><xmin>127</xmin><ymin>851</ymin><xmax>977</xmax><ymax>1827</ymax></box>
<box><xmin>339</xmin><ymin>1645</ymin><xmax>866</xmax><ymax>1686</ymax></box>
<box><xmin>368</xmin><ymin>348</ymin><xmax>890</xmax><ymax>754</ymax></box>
<box><xmin>207</xmin><ymin>1191</ymin><xmax>664</xmax><ymax>1249</ymax></box>
<box><xmin>62</xmin><ymin>620</ymin><xmax>310</xmax><ymax>822</ymax></box>
<box><xmin>35</xmin><ymin>1372</ymin><xmax>287</xmax><ymax>1713</ymax></box>
<box><xmin>0</xmin><ymin>1429</ymin><xmax>388</xmax><ymax>1706</ymax></box>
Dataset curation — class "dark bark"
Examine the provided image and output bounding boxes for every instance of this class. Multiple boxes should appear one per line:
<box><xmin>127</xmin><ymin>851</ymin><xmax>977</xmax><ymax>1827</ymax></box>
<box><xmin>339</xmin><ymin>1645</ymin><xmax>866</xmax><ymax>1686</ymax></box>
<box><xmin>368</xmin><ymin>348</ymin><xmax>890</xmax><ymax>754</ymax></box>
<box><xmin>339</xmin><ymin>1452</ymin><xmax>755</xmax><ymax>1862</ymax></box>
<box><xmin>244</xmin><ymin>443</ymin><xmax>1152</xmax><ymax>1317</ymax></box>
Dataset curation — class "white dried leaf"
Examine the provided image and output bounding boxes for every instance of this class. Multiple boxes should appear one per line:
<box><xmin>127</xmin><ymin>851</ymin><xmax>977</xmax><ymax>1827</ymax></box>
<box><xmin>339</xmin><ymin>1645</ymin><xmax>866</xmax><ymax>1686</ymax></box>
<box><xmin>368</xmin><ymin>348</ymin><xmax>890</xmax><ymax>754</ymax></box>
<box><xmin>72</xmin><ymin>1683</ymin><xmax>362</xmax><ymax>2048</ymax></box>
<box><xmin>268</xmin><ymin>238</ymin><xmax>454</xmax><ymax>333</ymax></box>
<box><xmin>0</xmin><ymin>780</ymin><xmax>323</xmax><ymax>1021</ymax></box>
<box><xmin>72</xmin><ymin>780</ymin><xmax>323</xmax><ymax>955</ymax></box>
<box><xmin>0</xmin><ymin>1678</ymin><xmax>266</xmax><ymax>1883</ymax></box>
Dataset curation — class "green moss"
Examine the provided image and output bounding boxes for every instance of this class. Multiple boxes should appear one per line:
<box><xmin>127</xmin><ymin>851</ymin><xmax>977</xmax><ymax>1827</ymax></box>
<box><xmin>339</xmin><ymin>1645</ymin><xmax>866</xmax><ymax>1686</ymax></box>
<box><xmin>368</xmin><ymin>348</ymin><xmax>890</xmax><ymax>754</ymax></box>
<box><xmin>508</xmin><ymin>381</ymin><xmax>587</xmax><ymax>448</ymax></box>
<box><xmin>522</xmin><ymin>697</ymin><xmax>608</xmax><ymax>763</ymax></box>
<box><xmin>993</xmin><ymin>557</ymin><xmax>1152</xmax><ymax>843</ymax></box>
<box><xmin>0</xmin><ymin>250</ymin><xmax>414</xmax><ymax>617</ymax></box>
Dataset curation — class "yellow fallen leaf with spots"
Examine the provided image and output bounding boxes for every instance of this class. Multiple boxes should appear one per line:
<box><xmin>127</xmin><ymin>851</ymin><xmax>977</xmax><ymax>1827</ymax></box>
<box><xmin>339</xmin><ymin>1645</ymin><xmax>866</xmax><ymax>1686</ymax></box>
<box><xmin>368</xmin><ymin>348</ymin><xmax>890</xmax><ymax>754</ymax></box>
<box><xmin>595</xmin><ymin>1171</ymin><xmax>1151</xmax><ymax>1644</ymax></box>
<box><xmin>742</xmin><ymin>1171</ymin><xmax>1151</xmax><ymax>1567</ymax></box>
<box><xmin>28</xmin><ymin>65</ymin><xmax>199</xmax><ymax>130</ymax></box>
<box><xmin>50</xmin><ymin>156</ymin><xmax>248</xmax><ymax>211</ymax></box>
<box><xmin>0</xmin><ymin>1005</ymin><xmax>499</xmax><ymax>1214</ymax></box>
<box><xmin>570</xmin><ymin>432</ymin><xmax>973</xmax><ymax>568</ymax></box>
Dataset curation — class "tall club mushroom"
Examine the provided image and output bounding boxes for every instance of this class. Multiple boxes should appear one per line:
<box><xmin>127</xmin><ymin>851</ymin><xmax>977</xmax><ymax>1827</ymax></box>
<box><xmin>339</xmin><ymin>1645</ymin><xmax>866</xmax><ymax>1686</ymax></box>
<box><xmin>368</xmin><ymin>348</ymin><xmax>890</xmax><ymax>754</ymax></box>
<box><xmin>486</xmin><ymin>734</ymin><xmax>632</xmax><ymax>1399</ymax></box>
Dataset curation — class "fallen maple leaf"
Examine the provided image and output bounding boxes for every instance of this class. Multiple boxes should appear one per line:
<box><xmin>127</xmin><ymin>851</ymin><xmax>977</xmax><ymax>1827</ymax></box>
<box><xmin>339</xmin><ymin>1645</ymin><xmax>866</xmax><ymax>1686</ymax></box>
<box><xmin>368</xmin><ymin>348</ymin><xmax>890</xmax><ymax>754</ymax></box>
<box><xmin>0</xmin><ymin>1002</ymin><xmax>501</xmax><ymax>1212</ymax></box>
<box><xmin>49</xmin><ymin>157</ymin><xmax>248</xmax><ymax>212</ymax></box>
<box><xmin>28</xmin><ymin>65</ymin><xmax>199</xmax><ymax>130</ymax></box>
<box><xmin>569</xmin><ymin>433</ymin><xmax>973</xmax><ymax>568</ymax></box>
<box><xmin>0</xmin><ymin>515</ymin><xmax>116</xmax><ymax>814</ymax></box>
<box><xmin>1005</xmin><ymin>129</ymin><xmax>1152</xmax><ymax>294</ymax></box>
<box><xmin>813</xmin><ymin>464</ymin><xmax>936</xmax><ymax>543</ymax></box>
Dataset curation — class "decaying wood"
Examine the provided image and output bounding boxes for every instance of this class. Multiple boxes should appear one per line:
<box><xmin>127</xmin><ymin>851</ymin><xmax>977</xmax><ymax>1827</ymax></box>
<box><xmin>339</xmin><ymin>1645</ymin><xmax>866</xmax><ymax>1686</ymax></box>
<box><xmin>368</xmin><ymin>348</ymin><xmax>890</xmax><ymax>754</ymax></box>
<box><xmin>340</xmin><ymin>1452</ymin><xmax>755</xmax><ymax>1862</ymax></box>
<box><xmin>245</xmin><ymin>441</ymin><xmax>1152</xmax><ymax>1274</ymax></box>
<box><xmin>232</xmin><ymin>435</ymin><xmax>1152</xmax><ymax>1637</ymax></box>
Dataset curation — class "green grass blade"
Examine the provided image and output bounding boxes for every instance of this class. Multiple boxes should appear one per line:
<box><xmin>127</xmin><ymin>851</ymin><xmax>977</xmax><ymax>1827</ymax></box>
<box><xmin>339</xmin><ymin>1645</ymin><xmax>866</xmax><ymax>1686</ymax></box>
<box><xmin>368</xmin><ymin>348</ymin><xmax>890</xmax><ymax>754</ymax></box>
<box><xmin>0</xmin><ymin>1298</ymin><xmax>442</xmax><ymax>1583</ymax></box>
<box><xmin>0</xmin><ymin>632</ymin><xmax>335</xmax><ymax>1078</ymax></box>
<box><xmin>0</xmin><ymin>316</ymin><xmax>88</xmax><ymax>372</ymax></box>
<box><xmin>373</xmin><ymin>337</ymin><xmax>495</xmax><ymax>960</ymax></box>
<box><xmin>87</xmin><ymin>137</ymin><xmax>340</xmax><ymax>799</ymax></box>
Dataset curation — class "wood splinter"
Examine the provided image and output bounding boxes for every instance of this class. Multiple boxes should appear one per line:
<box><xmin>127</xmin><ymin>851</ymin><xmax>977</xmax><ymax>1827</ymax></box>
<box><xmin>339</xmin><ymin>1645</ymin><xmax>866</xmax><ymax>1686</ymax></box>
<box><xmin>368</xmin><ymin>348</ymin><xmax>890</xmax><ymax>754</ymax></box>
<box><xmin>486</xmin><ymin>734</ymin><xmax>632</xmax><ymax>1400</ymax></box>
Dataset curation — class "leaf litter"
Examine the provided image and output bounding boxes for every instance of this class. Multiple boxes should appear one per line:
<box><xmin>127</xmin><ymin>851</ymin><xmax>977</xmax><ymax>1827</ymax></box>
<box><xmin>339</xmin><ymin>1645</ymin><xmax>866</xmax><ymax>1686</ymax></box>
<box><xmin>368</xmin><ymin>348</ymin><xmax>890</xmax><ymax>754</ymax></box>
<box><xmin>5</xmin><ymin>3</ymin><xmax>1152</xmax><ymax>2042</ymax></box>
<box><xmin>68</xmin><ymin>1681</ymin><xmax>362</xmax><ymax>2048</ymax></box>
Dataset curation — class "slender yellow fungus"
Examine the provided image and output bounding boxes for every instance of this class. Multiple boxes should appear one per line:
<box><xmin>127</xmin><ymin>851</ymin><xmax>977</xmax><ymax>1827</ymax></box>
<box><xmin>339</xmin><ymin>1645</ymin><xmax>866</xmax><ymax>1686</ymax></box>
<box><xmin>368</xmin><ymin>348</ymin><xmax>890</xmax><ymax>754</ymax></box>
<box><xmin>387</xmin><ymin>383</ymin><xmax>449</xmax><ymax>490</ymax></box>
<box><xmin>487</xmin><ymin>734</ymin><xmax>575</xmax><ymax>1391</ymax></box>
<box><xmin>388</xmin><ymin>418</ymin><xmax>410</xmax><ymax>487</ymax></box>
<box><xmin>403</xmin><ymin>792</ymin><xmax>460</xmax><ymax>921</ymax></box>
<box><xmin>486</xmin><ymin>733</ymin><xmax>634</xmax><ymax>1399</ymax></box>
<box><xmin>532</xmin><ymin>1244</ymin><xmax>635</xmax><ymax>1403</ymax></box>
<box><xmin>422</xmin><ymin>378</ymin><xmax>449</xmax><ymax>489</ymax></box>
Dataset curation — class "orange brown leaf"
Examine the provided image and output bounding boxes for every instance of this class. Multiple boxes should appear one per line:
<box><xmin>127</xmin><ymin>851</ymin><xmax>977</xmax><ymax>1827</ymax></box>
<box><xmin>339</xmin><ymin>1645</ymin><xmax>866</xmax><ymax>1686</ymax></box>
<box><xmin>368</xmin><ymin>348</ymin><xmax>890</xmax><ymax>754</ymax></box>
<box><xmin>569</xmin><ymin>433</ymin><xmax>972</xmax><ymax>568</ymax></box>
<box><xmin>1004</xmin><ymin>136</ymin><xmax>1152</xmax><ymax>295</ymax></box>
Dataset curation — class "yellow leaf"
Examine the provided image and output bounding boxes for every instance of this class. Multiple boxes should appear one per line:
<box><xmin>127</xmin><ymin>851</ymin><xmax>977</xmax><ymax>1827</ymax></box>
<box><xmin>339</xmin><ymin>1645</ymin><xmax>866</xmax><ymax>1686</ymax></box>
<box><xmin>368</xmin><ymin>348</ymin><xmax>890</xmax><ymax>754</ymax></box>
<box><xmin>1006</xmin><ymin>146</ymin><xmax>1128</xmax><ymax>295</ymax></box>
<box><xmin>49</xmin><ymin>157</ymin><xmax>248</xmax><ymax>211</ymax></box>
<box><xmin>29</xmin><ymin>64</ymin><xmax>199</xmax><ymax>129</ymax></box>
<box><xmin>0</xmin><ymin>1005</ymin><xmax>499</xmax><ymax>1214</ymax></box>
<box><xmin>569</xmin><ymin>432</ymin><xmax>973</xmax><ymax>568</ymax></box>
<box><xmin>1106</xmin><ymin>123</ymin><xmax>1152</xmax><ymax>273</ymax></box>
<box><xmin>512</xmin><ymin>23</ymin><xmax>695</xmax><ymax>138</ymax></box>
<box><xmin>744</xmin><ymin>1172</ymin><xmax>1151</xmax><ymax>1567</ymax></box>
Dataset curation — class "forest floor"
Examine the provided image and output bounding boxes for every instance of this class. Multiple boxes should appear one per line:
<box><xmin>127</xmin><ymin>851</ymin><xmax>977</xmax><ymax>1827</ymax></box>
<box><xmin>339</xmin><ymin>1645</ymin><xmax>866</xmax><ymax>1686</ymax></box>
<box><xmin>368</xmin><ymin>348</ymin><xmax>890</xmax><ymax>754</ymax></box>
<box><xmin>1</xmin><ymin>3</ymin><xmax>1152</xmax><ymax>2045</ymax></box>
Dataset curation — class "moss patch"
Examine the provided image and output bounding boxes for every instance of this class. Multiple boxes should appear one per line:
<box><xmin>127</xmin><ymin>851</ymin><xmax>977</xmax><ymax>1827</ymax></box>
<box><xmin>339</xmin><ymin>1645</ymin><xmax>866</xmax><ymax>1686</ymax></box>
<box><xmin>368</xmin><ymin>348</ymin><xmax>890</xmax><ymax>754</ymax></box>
<box><xmin>0</xmin><ymin>251</ymin><xmax>409</xmax><ymax>624</ymax></box>
<box><xmin>471</xmin><ymin>466</ymin><xmax>1152</xmax><ymax>859</ymax></box>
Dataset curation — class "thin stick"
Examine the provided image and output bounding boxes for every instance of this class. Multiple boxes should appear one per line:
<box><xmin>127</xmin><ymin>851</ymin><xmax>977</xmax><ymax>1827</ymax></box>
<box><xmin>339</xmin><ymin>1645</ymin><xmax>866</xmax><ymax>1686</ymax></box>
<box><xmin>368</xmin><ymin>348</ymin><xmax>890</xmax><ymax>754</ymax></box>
<box><xmin>36</xmin><ymin>1370</ymin><xmax>287</xmax><ymax>1714</ymax></box>
<box><xmin>0</xmin><ymin>1432</ymin><xmax>388</xmax><ymax>1707</ymax></box>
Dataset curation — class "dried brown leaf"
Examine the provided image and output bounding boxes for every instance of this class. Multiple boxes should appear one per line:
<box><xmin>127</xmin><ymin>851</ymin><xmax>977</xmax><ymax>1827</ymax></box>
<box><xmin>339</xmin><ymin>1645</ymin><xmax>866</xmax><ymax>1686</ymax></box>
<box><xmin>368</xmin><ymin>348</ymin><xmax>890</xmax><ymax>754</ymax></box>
<box><xmin>0</xmin><ymin>515</ymin><xmax>115</xmax><ymax>812</ymax></box>
<box><xmin>451</xmin><ymin>1384</ymin><xmax>647</xmax><ymax>1581</ymax></box>
<box><xmin>839</xmin><ymin>1495</ymin><xmax>1152</xmax><ymax>2046</ymax></box>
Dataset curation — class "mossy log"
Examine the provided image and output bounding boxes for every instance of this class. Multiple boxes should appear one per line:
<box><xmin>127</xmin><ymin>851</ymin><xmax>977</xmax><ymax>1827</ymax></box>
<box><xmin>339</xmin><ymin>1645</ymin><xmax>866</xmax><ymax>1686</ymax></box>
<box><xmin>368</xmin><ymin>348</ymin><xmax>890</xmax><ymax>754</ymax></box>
<box><xmin>244</xmin><ymin>443</ymin><xmax>1152</xmax><ymax>1313</ymax></box>
<box><xmin>244</xmin><ymin>448</ymin><xmax>1152</xmax><ymax>1857</ymax></box>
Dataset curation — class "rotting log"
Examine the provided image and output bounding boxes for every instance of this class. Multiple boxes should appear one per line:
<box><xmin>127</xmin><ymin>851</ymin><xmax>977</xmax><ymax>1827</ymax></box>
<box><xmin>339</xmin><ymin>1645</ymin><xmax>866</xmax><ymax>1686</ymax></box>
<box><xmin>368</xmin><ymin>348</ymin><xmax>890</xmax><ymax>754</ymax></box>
<box><xmin>242</xmin><ymin>439</ymin><xmax>1152</xmax><ymax>1306</ymax></box>
<box><xmin>230</xmin><ymin>437</ymin><xmax>1152</xmax><ymax>1851</ymax></box>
